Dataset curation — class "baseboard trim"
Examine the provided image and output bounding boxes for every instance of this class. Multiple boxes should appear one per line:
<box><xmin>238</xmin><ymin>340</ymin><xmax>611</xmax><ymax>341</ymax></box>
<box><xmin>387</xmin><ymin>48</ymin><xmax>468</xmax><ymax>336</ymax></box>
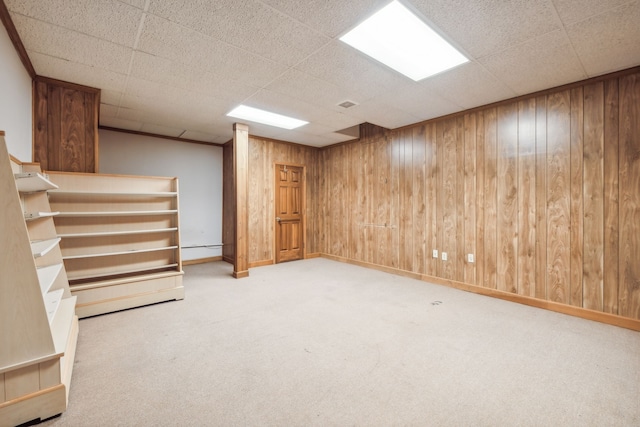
<box><xmin>319</xmin><ymin>253</ymin><xmax>640</xmax><ymax>332</ymax></box>
<box><xmin>305</xmin><ymin>252</ymin><xmax>321</xmax><ymax>259</ymax></box>
<box><xmin>248</xmin><ymin>259</ymin><xmax>274</xmax><ymax>268</ymax></box>
<box><xmin>182</xmin><ymin>256</ymin><xmax>222</xmax><ymax>266</ymax></box>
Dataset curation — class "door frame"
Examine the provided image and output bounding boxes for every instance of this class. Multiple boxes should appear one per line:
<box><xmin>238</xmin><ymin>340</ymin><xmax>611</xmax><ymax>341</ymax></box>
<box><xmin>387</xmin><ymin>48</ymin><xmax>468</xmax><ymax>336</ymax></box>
<box><xmin>274</xmin><ymin>162</ymin><xmax>306</xmax><ymax>263</ymax></box>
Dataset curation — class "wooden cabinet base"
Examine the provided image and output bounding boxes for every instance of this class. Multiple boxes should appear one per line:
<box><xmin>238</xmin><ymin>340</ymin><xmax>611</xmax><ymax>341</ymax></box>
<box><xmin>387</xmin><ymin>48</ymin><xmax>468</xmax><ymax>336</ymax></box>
<box><xmin>73</xmin><ymin>272</ymin><xmax>184</xmax><ymax>318</ymax></box>
<box><xmin>0</xmin><ymin>315</ymin><xmax>78</xmax><ymax>427</ymax></box>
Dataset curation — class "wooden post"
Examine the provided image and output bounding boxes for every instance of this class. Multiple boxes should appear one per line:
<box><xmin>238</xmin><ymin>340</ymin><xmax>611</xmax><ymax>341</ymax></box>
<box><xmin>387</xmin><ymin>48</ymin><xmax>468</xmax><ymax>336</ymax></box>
<box><xmin>232</xmin><ymin>123</ymin><xmax>249</xmax><ymax>278</ymax></box>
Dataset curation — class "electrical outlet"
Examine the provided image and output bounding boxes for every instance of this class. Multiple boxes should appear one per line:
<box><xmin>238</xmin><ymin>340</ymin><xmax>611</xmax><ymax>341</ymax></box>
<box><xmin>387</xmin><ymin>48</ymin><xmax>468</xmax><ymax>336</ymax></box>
<box><xmin>442</xmin><ymin>252</ymin><xmax>448</xmax><ymax>261</ymax></box>
<box><xmin>432</xmin><ymin>249</ymin><xmax>438</xmax><ymax>258</ymax></box>
<box><xmin>468</xmin><ymin>253</ymin><xmax>474</xmax><ymax>263</ymax></box>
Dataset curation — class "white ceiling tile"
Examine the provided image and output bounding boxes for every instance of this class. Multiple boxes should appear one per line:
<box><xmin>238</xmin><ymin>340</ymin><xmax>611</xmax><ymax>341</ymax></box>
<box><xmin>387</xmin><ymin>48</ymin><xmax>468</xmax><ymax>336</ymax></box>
<box><xmin>148</xmin><ymin>0</ymin><xmax>329</xmax><ymax>66</ymax></box>
<box><xmin>5</xmin><ymin>0</ymin><xmax>143</xmax><ymax>47</ymax></box>
<box><xmin>342</xmin><ymin>102</ymin><xmax>422</xmax><ymax>130</ymax></box>
<box><xmin>271</xmin><ymin>129</ymin><xmax>353</xmax><ymax>147</ymax></box>
<box><xmin>180</xmin><ymin>131</ymin><xmax>218</xmax><ymax>143</ymax></box>
<box><xmin>140</xmin><ymin>123</ymin><xmax>185</xmax><ymax>137</ymax></box>
<box><xmin>99</xmin><ymin>116</ymin><xmax>143</xmax><ymax>131</ymax></box>
<box><xmin>552</xmin><ymin>0</ymin><xmax>631</xmax><ymax>25</ymax></box>
<box><xmin>242</xmin><ymin>90</ymin><xmax>336</xmax><ymax>125</ymax></box>
<box><xmin>410</xmin><ymin>0</ymin><xmax>561</xmax><ymax>58</ymax></box>
<box><xmin>259</xmin><ymin>0</ymin><xmax>387</xmax><ymax>38</ymax></box>
<box><xmin>295</xmin><ymin>41</ymin><xmax>412</xmax><ymax>98</ymax></box>
<box><xmin>100</xmin><ymin>104</ymin><xmax>119</xmax><ymax>119</ymax></box>
<box><xmin>264</xmin><ymin>69</ymin><xmax>372</xmax><ymax>112</ymax></box>
<box><xmin>116</xmin><ymin>107</ymin><xmax>145</xmax><ymax>122</ymax></box>
<box><xmin>28</xmin><ymin>51</ymin><xmax>127</xmax><ymax>93</ymax></box>
<box><xmin>478</xmin><ymin>30</ymin><xmax>587</xmax><ymax>95</ymax></box>
<box><xmin>419</xmin><ymin>62</ymin><xmax>517</xmax><ymax>110</ymax></box>
<box><xmin>13</xmin><ymin>14</ymin><xmax>132</xmax><ymax>74</ymax></box>
<box><xmin>100</xmin><ymin>90</ymin><xmax>124</xmax><ymax>106</ymax></box>
<box><xmin>566</xmin><ymin>1</ymin><xmax>640</xmax><ymax>76</ymax></box>
<box><xmin>120</xmin><ymin>0</ymin><xmax>147</xmax><ymax>9</ymax></box>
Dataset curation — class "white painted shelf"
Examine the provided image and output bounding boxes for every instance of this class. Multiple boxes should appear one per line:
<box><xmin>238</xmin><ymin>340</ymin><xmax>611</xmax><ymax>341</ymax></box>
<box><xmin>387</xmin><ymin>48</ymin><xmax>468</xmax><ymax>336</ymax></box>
<box><xmin>14</xmin><ymin>172</ymin><xmax>58</xmax><ymax>192</ymax></box>
<box><xmin>58</xmin><ymin>227</ymin><xmax>178</xmax><ymax>238</ymax></box>
<box><xmin>56</xmin><ymin>210</ymin><xmax>178</xmax><ymax>217</ymax></box>
<box><xmin>31</xmin><ymin>238</ymin><xmax>61</xmax><ymax>258</ymax></box>
<box><xmin>36</xmin><ymin>264</ymin><xmax>63</xmax><ymax>294</ymax></box>
<box><xmin>24</xmin><ymin>211</ymin><xmax>60</xmax><ymax>221</ymax></box>
<box><xmin>62</xmin><ymin>245</ymin><xmax>179</xmax><ymax>260</ymax></box>
<box><xmin>44</xmin><ymin>289</ymin><xmax>64</xmax><ymax>324</ymax></box>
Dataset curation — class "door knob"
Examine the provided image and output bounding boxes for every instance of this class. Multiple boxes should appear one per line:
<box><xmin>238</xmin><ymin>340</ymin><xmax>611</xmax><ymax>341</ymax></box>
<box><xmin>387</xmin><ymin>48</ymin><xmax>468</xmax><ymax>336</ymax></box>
<box><xmin>276</xmin><ymin>217</ymin><xmax>281</xmax><ymax>222</ymax></box>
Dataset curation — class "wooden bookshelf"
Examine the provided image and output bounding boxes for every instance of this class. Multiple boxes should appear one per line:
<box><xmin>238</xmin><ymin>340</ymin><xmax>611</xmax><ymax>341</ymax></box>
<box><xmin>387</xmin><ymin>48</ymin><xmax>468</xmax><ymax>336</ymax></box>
<box><xmin>47</xmin><ymin>171</ymin><xmax>184</xmax><ymax>318</ymax></box>
<box><xmin>0</xmin><ymin>133</ymin><xmax>79</xmax><ymax>426</ymax></box>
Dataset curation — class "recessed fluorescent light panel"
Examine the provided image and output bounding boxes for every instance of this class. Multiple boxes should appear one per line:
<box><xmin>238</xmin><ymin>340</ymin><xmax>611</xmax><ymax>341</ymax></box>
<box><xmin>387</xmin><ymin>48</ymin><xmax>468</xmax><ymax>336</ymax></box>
<box><xmin>340</xmin><ymin>0</ymin><xmax>468</xmax><ymax>81</ymax></box>
<box><xmin>227</xmin><ymin>105</ymin><xmax>308</xmax><ymax>130</ymax></box>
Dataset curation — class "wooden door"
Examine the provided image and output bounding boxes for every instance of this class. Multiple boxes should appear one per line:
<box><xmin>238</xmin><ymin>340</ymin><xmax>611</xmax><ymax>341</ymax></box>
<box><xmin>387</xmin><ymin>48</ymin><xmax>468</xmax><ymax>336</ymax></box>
<box><xmin>275</xmin><ymin>164</ymin><xmax>304</xmax><ymax>263</ymax></box>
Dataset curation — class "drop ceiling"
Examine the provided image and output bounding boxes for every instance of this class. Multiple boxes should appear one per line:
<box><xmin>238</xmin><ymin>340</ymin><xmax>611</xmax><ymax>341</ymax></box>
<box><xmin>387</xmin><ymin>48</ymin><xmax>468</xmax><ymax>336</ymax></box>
<box><xmin>5</xmin><ymin>0</ymin><xmax>640</xmax><ymax>147</ymax></box>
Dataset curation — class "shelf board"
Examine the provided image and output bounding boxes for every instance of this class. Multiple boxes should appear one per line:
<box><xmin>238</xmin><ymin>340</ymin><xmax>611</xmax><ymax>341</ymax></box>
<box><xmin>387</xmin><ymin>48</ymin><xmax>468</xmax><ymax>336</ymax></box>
<box><xmin>31</xmin><ymin>238</ymin><xmax>61</xmax><ymax>258</ymax></box>
<box><xmin>25</xmin><ymin>211</ymin><xmax>60</xmax><ymax>221</ymax></box>
<box><xmin>69</xmin><ymin>264</ymin><xmax>180</xmax><ymax>284</ymax></box>
<box><xmin>44</xmin><ymin>289</ymin><xmax>64</xmax><ymax>324</ymax></box>
<box><xmin>51</xmin><ymin>296</ymin><xmax>76</xmax><ymax>355</ymax></box>
<box><xmin>49</xmin><ymin>190</ymin><xmax>177</xmax><ymax>198</ymax></box>
<box><xmin>56</xmin><ymin>210</ymin><xmax>178</xmax><ymax>217</ymax></box>
<box><xmin>37</xmin><ymin>263</ymin><xmax>63</xmax><ymax>294</ymax></box>
<box><xmin>58</xmin><ymin>227</ymin><xmax>178</xmax><ymax>238</ymax></box>
<box><xmin>63</xmin><ymin>245</ymin><xmax>179</xmax><ymax>260</ymax></box>
<box><xmin>14</xmin><ymin>172</ymin><xmax>59</xmax><ymax>192</ymax></box>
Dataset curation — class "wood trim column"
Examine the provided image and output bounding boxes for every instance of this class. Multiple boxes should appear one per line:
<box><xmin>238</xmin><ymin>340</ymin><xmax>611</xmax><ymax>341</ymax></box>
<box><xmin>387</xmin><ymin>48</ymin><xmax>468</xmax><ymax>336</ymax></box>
<box><xmin>232</xmin><ymin>123</ymin><xmax>249</xmax><ymax>278</ymax></box>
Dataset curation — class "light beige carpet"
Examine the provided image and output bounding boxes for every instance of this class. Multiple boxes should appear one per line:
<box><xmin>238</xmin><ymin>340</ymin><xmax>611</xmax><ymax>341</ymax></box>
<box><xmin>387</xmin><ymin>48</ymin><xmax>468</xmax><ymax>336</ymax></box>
<box><xmin>41</xmin><ymin>258</ymin><xmax>639</xmax><ymax>426</ymax></box>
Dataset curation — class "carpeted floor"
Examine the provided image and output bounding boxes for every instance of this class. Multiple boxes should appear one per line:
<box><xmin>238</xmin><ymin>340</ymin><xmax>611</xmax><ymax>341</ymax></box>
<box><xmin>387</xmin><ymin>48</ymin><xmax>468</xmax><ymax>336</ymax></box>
<box><xmin>41</xmin><ymin>258</ymin><xmax>639</xmax><ymax>426</ymax></box>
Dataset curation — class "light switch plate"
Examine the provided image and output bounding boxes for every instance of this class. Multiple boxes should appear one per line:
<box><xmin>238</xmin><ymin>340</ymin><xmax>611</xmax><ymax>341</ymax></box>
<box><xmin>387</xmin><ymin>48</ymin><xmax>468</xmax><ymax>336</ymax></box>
<box><xmin>442</xmin><ymin>252</ymin><xmax>448</xmax><ymax>261</ymax></box>
<box><xmin>468</xmin><ymin>253</ymin><xmax>474</xmax><ymax>263</ymax></box>
<box><xmin>432</xmin><ymin>249</ymin><xmax>438</xmax><ymax>258</ymax></box>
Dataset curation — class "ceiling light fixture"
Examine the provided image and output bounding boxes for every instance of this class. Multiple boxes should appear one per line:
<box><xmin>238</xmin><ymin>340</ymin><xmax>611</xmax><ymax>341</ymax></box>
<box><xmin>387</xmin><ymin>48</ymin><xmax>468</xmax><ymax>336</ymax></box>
<box><xmin>227</xmin><ymin>105</ymin><xmax>308</xmax><ymax>130</ymax></box>
<box><xmin>340</xmin><ymin>0</ymin><xmax>468</xmax><ymax>81</ymax></box>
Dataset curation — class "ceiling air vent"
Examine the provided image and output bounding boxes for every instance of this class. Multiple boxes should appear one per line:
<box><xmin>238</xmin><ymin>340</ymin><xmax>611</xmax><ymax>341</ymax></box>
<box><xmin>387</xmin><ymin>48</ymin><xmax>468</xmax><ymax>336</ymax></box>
<box><xmin>338</xmin><ymin>100</ymin><xmax>358</xmax><ymax>109</ymax></box>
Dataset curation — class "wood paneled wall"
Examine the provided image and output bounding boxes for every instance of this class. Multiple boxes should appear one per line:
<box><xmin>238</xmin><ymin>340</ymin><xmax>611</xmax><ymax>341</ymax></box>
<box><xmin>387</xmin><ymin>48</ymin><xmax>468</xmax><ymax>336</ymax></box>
<box><xmin>33</xmin><ymin>76</ymin><xmax>99</xmax><ymax>172</ymax></box>
<box><xmin>246</xmin><ymin>136</ymin><xmax>319</xmax><ymax>266</ymax></box>
<box><xmin>222</xmin><ymin>141</ymin><xmax>234</xmax><ymax>263</ymax></box>
<box><xmin>317</xmin><ymin>70</ymin><xmax>640</xmax><ymax>321</ymax></box>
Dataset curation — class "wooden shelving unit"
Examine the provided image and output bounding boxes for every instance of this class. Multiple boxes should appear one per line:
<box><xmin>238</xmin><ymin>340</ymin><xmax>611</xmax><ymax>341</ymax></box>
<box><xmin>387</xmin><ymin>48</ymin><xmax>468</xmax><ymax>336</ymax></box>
<box><xmin>47</xmin><ymin>171</ymin><xmax>184</xmax><ymax>318</ymax></box>
<box><xmin>0</xmin><ymin>132</ymin><xmax>79</xmax><ymax>426</ymax></box>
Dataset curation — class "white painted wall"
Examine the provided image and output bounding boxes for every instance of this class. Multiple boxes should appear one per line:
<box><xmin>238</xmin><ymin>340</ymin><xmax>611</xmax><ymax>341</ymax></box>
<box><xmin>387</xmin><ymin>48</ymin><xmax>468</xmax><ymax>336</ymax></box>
<box><xmin>99</xmin><ymin>129</ymin><xmax>223</xmax><ymax>261</ymax></box>
<box><xmin>0</xmin><ymin>24</ymin><xmax>33</xmax><ymax>160</ymax></box>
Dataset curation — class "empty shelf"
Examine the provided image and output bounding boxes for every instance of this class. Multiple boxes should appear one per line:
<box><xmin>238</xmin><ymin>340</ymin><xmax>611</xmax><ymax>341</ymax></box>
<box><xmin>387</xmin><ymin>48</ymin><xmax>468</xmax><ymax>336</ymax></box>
<box><xmin>14</xmin><ymin>172</ymin><xmax>58</xmax><ymax>192</ymax></box>
<box><xmin>49</xmin><ymin>190</ymin><xmax>177</xmax><ymax>198</ymax></box>
<box><xmin>51</xmin><ymin>297</ymin><xmax>76</xmax><ymax>354</ymax></box>
<box><xmin>37</xmin><ymin>264</ymin><xmax>63</xmax><ymax>294</ymax></box>
<box><xmin>25</xmin><ymin>211</ymin><xmax>60</xmax><ymax>221</ymax></box>
<box><xmin>44</xmin><ymin>289</ymin><xmax>64</xmax><ymax>324</ymax></box>
<box><xmin>56</xmin><ymin>210</ymin><xmax>178</xmax><ymax>217</ymax></box>
<box><xmin>31</xmin><ymin>238</ymin><xmax>61</xmax><ymax>258</ymax></box>
<box><xmin>62</xmin><ymin>245</ymin><xmax>178</xmax><ymax>260</ymax></box>
<box><xmin>58</xmin><ymin>227</ymin><xmax>178</xmax><ymax>238</ymax></box>
<box><xmin>68</xmin><ymin>264</ymin><xmax>180</xmax><ymax>284</ymax></box>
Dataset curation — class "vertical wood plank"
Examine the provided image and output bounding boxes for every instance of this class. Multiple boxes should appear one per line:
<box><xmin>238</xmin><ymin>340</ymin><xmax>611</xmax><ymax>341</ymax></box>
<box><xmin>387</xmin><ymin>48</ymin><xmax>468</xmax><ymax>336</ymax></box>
<box><xmin>232</xmin><ymin>123</ymin><xmax>249</xmax><ymax>278</ymax></box>
<box><xmin>0</xmin><ymin>373</ymin><xmax>5</xmax><ymax>402</ymax></box>
<box><xmin>364</xmin><ymin>139</ymin><xmax>375</xmax><ymax>263</ymax></box>
<box><xmin>84</xmin><ymin>92</ymin><xmax>97</xmax><ymax>172</ymax></box>
<box><xmin>436</xmin><ymin>121</ymin><xmax>445</xmax><ymax>278</ymax></box>
<box><xmin>484</xmin><ymin>107</ymin><xmax>498</xmax><ymax>289</ymax></box>
<box><xmin>456</xmin><ymin>117</ymin><xmax>465</xmax><ymax>283</ymax></box>
<box><xmin>518</xmin><ymin>98</ymin><xmax>536</xmax><ymax>297</ymax></box>
<box><xmin>582</xmin><ymin>82</ymin><xmax>605</xmax><ymax>311</ymax></box>
<box><xmin>222</xmin><ymin>142</ymin><xmax>235</xmax><ymax>262</ymax></box>
<box><xmin>440</xmin><ymin>119</ymin><xmax>457</xmax><ymax>280</ymax></box>
<box><xmin>60</xmin><ymin>88</ymin><xmax>86</xmax><ymax>172</ymax></box>
<box><xmin>47</xmin><ymin>85</ymin><xmax>61</xmax><ymax>171</ymax></box>
<box><xmin>464</xmin><ymin>113</ymin><xmax>477</xmax><ymax>284</ymax></box>
<box><xmin>497</xmin><ymin>103</ymin><xmax>518</xmax><ymax>293</ymax></box>
<box><xmin>33</xmin><ymin>81</ymin><xmax>49</xmax><ymax>169</ymax></box>
<box><xmin>535</xmin><ymin>95</ymin><xmax>548</xmax><ymax>299</ymax></box>
<box><xmin>570</xmin><ymin>87</ymin><xmax>584</xmax><ymax>307</ymax></box>
<box><xmin>425</xmin><ymin>123</ymin><xmax>438</xmax><ymax>277</ymax></box>
<box><xmin>350</xmin><ymin>142</ymin><xmax>364</xmax><ymax>261</ymax></box>
<box><xmin>603</xmin><ymin>78</ymin><xmax>619</xmax><ymax>314</ymax></box>
<box><xmin>413</xmin><ymin>126</ymin><xmax>427</xmax><ymax>274</ymax></box>
<box><xmin>375</xmin><ymin>137</ymin><xmax>390</xmax><ymax>266</ymax></box>
<box><xmin>475</xmin><ymin>111</ymin><xmax>485</xmax><ymax>287</ymax></box>
<box><xmin>399</xmin><ymin>130</ymin><xmax>413</xmax><ymax>272</ymax></box>
<box><xmin>546</xmin><ymin>90</ymin><xmax>572</xmax><ymax>304</ymax></box>
<box><xmin>5</xmin><ymin>365</ymin><xmax>39</xmax><ymax>400</ymax></box>
<box><xmin>618</xmin><ymin>73</ymin><xmax>640</xmax><ymax>319</ymax></box>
